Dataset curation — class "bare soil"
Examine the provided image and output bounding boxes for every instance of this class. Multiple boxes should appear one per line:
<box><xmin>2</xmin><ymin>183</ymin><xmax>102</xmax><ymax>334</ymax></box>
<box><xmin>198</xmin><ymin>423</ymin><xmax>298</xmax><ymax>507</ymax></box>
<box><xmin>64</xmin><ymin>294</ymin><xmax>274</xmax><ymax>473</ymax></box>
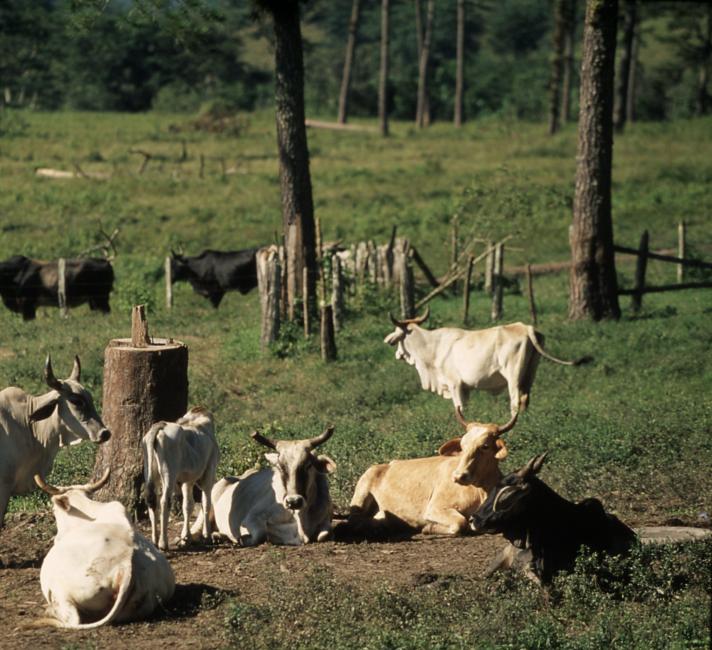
<box><xmin>0</xmin><ymin>513</ymin><xmax>505</xmax><ymax>650</ymax></box>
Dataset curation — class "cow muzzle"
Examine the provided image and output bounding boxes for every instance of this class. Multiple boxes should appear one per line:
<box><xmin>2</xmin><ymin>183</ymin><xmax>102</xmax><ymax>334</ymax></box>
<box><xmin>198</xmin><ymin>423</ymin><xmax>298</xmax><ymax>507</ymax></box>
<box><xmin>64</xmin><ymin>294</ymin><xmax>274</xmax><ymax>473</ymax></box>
<box><xmin>96</xmin><ymin>428</ymin><xmax>111</xmax><ymax>443</ymax></box>
<box><xmin>452</xmin><ymin>471</ymin><xmax>470</xmax><ymax>485</ymax></box>
<box><xmin>284</xmin><ymin>495</ymin><xmax>305</xmax><ymax>511</ymax></box>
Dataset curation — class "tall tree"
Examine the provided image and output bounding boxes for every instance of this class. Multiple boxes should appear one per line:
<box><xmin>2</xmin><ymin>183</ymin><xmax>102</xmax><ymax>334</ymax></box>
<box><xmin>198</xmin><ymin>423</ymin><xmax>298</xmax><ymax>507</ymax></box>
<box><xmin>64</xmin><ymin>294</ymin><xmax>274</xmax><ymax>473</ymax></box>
<box><xmin>613</xmin><ymin>0</ymin><xmax>636</xmax><ymax>132</ymax></box>
<box><xmin>454</xmin><ymin>0</ymin><xmax>465</xmax><ymax>127</ymax></box>
<box><xmin>626</xmin><ymin>25</ymin><xmax>638</xmax><ymax>123</ymax></box>
<box><xmin>337</xmin><ymin>0</ymin><xmax>361</xmax><ymax>124</ymax></box>
<box><xmin>258</xmin><ymin>0</ymin><xmax>316</xmax><ymax>318</ymax></box>
<box><xmin>379</xmin><ymin>0</ymin><xmax>390</xmax><ymax>137</ymax></box>
<box><xmin>548</xmin><ymin>0</ymin><xmax>567</xmax><ymax>134</ymax></box>
<box><xmin>560</xmin><ymin>0</ymin><xmax>577</xmax><ymax>124</ymax></box>
<box><xmin>415</xmin><ymin>0</ymin><xmax>434</xmax><ymax>128</ymax></box>
<box><xmin>569</xmin><ymin>0</ymin><xmax>620</xmax><ymax>321</ymax></box>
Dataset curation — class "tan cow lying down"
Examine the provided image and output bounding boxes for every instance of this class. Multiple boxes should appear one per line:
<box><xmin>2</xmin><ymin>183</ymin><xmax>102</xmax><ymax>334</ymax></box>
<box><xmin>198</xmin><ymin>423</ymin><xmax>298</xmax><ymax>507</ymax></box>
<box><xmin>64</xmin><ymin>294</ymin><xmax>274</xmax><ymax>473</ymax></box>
<box><xmin>35</xmin><ymin>471</ymin><xmax>175</xmax><ymax>628</ymax></box>
<box><xmin>384</xmin><ymin>308</ymin><xmax>591</xmax><ymax>415</ymax></box>
<box><xmin>343</xmin><ymin>409</ymin><xmax>516</xmax><ymax>537</ymax></box>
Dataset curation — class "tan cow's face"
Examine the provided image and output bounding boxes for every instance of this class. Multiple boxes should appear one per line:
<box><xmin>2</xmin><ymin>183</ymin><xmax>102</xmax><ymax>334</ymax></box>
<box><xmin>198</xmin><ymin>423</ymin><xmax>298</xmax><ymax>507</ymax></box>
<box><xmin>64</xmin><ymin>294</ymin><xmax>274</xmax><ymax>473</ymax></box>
<box><xmin>439</xmin><ymin>424</ymin><xmax>508</xmax><ymax>488</ymax></box>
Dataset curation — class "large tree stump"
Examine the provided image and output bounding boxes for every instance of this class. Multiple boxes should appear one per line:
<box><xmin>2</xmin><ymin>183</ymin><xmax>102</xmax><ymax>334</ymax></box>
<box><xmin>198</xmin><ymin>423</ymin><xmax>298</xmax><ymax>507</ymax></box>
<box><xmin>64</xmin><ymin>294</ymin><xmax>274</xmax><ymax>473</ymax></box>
<box><xmin>93</xmin><ymin>306</ymin><xmax>188</xmax><ymax>516</ymax></box>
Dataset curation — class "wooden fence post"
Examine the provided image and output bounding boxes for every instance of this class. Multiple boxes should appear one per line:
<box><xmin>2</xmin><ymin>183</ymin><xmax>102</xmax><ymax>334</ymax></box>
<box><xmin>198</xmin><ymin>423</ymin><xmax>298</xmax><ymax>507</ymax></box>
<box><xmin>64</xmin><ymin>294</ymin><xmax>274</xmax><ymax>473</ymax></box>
<box><xmin>491</xmin><ymin>243</ymin><xmax>504</xmax><ymax>321</ymax></box>
<box><xmin>92</xmin><ymin>306</ymin><xmax>188</xmax><ymax>516</ymax></box>
<box><xmin>257</xmin><ymin>246</ymin><xmax>281</xmax><ymax>349</ymax></box>
<box><xmin>164</xmin><ymin>257</ymin><xmax>173</xmax><ymax>309</ymax></box>
<box><xmin>484</xmin><ymin>240</ymin><xmax>494</xmax><ymax>294</ymax></box>
<box><xmin>677</xmin><ymin>221</ymin><xmax>686</xmax><ymax>283</ymax></box>
<box><xmin>462</xmin><ymin>254</ymin><xmax>474</xmax><ymax>325</ymax></box>
<box><xmin>526</xmin><ymin>263</ymin><xmax>538</xmax><ymax>325</ymax></box>
<box><xmin>57</xmin><ymin>258</ymin><xmax>68</xmax><ymax>318</ymax></box>
<box><xmin>399</xmin><ymin>244</ymin><xmax>415</xmax><ymax>319</ymax></box>
<box><xmin>199</xmin><ymin>154</ymin><xmax>205</xmax><ymax>179</ymax></box>
<box><xmin>320</xmin><ymin>305</ymin><xmax>337</xmax><ymax>361</ymax></box>
<box><xmin>451</xmin><ymin>215</ymin><xmax>459</xmax><ymax>295</ymax></box>
<box><xmin>331</xmin><ymin>253</ymin><xmax>344</xmax><ymax>332</ymax></box>
<box><xmin>632</xmin><ymin>230</ymin><xmax>649</xmax><ymax>312</ymax></box>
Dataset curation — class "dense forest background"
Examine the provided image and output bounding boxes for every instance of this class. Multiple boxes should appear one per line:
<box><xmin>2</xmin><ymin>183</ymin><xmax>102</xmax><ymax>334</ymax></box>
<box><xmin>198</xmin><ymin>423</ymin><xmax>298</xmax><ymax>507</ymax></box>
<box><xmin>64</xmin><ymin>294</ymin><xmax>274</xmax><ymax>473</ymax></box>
<box><xmin>1</xmin><ymin>0</ymin><xmax>709</xmax><ymax>122</ymax></box>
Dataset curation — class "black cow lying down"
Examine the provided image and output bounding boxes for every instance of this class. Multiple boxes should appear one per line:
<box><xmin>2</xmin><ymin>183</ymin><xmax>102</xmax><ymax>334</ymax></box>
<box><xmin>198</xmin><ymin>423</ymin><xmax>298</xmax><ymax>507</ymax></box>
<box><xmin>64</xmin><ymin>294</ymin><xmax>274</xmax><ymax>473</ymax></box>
<box><xmin>469</xmin><ymin>453</ymin><xmax>637</xmax><ymax>584</ymax></box>
<box><xmin>0</xmin><ymin>256</ymin><xmax>114</xmax><ymax>320</ymax></box>
<box><xmin>170</xmin><ymin>249</ymin><xmax>259</xmax><ymax>307</ymax></box>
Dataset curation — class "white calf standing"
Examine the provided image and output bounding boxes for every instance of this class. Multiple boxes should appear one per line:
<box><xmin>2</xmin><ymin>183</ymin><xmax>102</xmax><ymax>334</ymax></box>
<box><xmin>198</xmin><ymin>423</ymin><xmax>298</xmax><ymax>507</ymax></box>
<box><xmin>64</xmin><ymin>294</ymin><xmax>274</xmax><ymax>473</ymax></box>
<box><xmin>142</xmin><ymin>406</ymin><xmax>219</xmax><ymax>551</ymax></box>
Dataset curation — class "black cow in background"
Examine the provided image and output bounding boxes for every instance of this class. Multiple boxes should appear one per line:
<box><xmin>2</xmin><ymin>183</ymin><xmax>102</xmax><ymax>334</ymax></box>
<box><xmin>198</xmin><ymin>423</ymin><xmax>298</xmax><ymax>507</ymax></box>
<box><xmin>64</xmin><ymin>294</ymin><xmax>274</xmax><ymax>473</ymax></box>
<box><xmin>469</xmin><ymin>453</ymin><xmax>637</xmax><ymax>584</ymax></box>
<box><xmin>0</xmin><ymin>256</ymin><xmax>114</xmax><ymax>320</ymax></box>
<box><xmin>170</xmin><ymin>248</ymin><xmax>259</xmax><ymax>307</ymax></box>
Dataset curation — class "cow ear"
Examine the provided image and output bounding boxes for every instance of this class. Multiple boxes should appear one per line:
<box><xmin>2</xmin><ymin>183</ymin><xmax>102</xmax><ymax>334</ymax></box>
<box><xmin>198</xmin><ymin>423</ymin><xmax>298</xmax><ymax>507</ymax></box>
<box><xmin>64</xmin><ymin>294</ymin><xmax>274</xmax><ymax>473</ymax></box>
<box><xmin>52</xmin><ymin>495</ymin><xmax>71</xmax><ymax>512</ymax></box>
<box><xmin>438</xmin><ymin>438</ymin><xmax>462</xmax><ymax>456</ymax></box>
<box><xmin>495</xmin><ymin>439</ymin><xmax>508</xmax><ymax>460</ymax></box>
<box><xmin>264</xmin><ymin>453</ymin><xmax>279</xmax><ymax>467</ymax></box>
<box><xmin>29</xmin><ymin>398</ymin><xmax>58</xmax><ymax>422</ymax></box>
<box><xmin>314</xmin><ymin>454</ymin><xmax>337</xmax><ymax>474</ymax></box>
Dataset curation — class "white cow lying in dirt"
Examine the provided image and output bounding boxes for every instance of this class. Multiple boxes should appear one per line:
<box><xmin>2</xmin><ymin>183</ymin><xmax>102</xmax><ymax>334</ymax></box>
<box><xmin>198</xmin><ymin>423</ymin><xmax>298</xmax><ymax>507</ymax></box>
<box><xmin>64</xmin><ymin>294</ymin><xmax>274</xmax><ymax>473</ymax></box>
<box><xmin>35</xmin><ymin>470</ymin><xmax>175</xmax><ymax>628</ymax></box>
<box><xmin>192</xmin><ymin>427</ymin><xmax>336</xmax><ymax>546</ymax></box>
<box><xmin>142</xmin><ymin>406</ymin><xmax>219</xmax><ymax>551</ymax></box>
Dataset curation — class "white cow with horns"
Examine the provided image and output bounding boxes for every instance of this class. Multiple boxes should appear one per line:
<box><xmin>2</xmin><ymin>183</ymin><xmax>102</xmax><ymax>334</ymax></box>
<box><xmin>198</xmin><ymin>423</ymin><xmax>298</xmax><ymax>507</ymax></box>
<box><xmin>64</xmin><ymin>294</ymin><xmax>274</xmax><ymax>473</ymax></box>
<box><xmin>35</xmin><ymin>470</ymin><xmax>175</xmax><ymax>628</ymax></box>
<box><xmin>192</xmin><ymin>427</ymin><xmax>336</xmax><ymax>546</ymax></box>
<box><xmin>0</xmin><ymin>354</ymin><xmax>110</xmax><ymax>527</ymax></box>
<box><xmin>384</xmin><ymin>308</ymin><xmax>591</xmax><ymax>415</ymax></box>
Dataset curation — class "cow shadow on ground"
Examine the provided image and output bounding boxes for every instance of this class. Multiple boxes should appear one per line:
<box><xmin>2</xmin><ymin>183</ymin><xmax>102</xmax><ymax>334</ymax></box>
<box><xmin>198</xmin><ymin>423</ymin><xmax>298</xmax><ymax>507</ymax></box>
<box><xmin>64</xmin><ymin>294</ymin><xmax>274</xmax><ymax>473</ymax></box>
<box><xmin>332</xmin><ymin>513</ymin><xmax>423</xmax><ymax>544</ymax></box>
<box><xmin>163</xmin><ymin>583</ymin><xmax>237</xmax><ymax>620</ymax></box>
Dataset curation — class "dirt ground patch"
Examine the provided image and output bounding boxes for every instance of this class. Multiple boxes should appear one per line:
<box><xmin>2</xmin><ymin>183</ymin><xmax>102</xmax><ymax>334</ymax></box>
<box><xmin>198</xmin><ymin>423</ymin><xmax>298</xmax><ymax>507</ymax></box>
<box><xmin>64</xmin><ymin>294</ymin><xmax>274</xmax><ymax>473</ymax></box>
<box><xmin>0</xmin><ymin>513</ymin><xmax>505</xmax><ymax>650</ymax></box>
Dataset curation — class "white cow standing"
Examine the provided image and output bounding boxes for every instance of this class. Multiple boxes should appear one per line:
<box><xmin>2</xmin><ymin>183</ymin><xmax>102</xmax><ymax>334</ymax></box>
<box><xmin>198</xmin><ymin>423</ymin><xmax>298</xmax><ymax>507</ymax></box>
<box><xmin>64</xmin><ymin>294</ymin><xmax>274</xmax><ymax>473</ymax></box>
<box><xmin>0</xmin><ymin>355</ymin><xmax>110</xmax><ymax>527</ymax></box>
<box><xmin>384</xmin><ymin>308</ymin><xmax>591</xmax><ymax>415</ymax></box>
<box><xmin>142</xmin><ymin>406</ymin><xmax>219</xmax><ymax>551</ymax></box>
<box><xmin>35</xmin><ymin>470</ymin><xmax>175</xmax><ymax>628</ymax></box>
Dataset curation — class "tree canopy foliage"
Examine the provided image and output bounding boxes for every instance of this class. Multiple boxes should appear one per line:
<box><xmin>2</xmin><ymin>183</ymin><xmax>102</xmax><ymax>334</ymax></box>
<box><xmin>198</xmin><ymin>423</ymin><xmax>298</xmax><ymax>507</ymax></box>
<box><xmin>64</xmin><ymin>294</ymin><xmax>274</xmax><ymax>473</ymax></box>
<box><xmin>0</xmin><ymin>0</ymin><xmax>708</xmax><ymax>120</ymax></box>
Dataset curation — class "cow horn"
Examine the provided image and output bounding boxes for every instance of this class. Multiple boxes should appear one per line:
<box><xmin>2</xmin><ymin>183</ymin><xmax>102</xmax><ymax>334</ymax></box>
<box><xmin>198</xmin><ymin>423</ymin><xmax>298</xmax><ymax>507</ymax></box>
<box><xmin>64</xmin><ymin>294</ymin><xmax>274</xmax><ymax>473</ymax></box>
<box><xmin>44</xmin><ymin>354</ymin><xmax>64</xmax><ymax>392</ymax></box>
<box><xmin>455</xmin><ymin>406</ymin><xmax>469</xmax><ymax>430</ymax></box>
<box><xmin>34</xmin><ymin>474</ymin><xmax>62</xmax><ymax>496</ymax></box>
<box><xmin>69</xmin><ymin>355</ymin><xmax>81</xmax><ymax>382</ymax></box>
<box><xmin>83</xmin><ymin>468</ymin><xmax>111</xmax><ymax>493</ymax></box>
<box><xmin>251</xmin><ymin>430</ymin><xmax>277</xmax><ymax>450</ymax></box>
<box><xmin>517</xmin><ymin>452</ymin><xmax>547</xmax><ymax>478</ymax></box>
<box><xmin>496</xmin><ymin>410</ymin><xmax>519</xmax><ymax>436</ymax></box>
<box><xmin>410</xmin><ymin>305</ymin><xmax>430</xmax><ymax>325</ymax></box>
<box><xmin>307</xmin><ymin>426</ymin><xmax>334</xmax><ymax>449</ymax></box>
<box><xmin>389</xmin><ymin>312</ymin><xmax>407</xmax><ymax>329</ymax></box>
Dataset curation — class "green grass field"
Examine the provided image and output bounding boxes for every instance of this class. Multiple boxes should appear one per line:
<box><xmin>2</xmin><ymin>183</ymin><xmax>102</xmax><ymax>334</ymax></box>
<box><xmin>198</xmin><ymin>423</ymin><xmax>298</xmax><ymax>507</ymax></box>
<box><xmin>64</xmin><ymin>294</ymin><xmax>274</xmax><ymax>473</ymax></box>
<box><xmin>0</xmin><ymin>110</ymin><xmax>710</xmax><ymax>648</ymax></box>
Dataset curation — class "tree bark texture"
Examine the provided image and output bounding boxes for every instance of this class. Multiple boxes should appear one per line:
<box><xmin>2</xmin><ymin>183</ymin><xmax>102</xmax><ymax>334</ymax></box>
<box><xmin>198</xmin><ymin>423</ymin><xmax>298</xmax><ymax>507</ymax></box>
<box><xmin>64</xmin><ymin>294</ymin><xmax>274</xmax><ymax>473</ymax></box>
<box><xmin>379</xmin><ymin>0</ymin><xmax>390</xmax><ymax>137</ymax></box>
<box><xmin>696</xmin><ymin>5</ymin><xmax>712</xmax><ymax>116</ymax></box>
<box><xmin>549</xmin><ymin>0</ymin><xmax>567</xmax><ymax>134</ymax></box>
<box><xmin>454</xmin><ymin>0</ymin><xmax>465</xmax><ymax>127</ymax></box>
<box><xmin>626</xmin><ymin>28</ymin><xmax>638</xmax><ymax>123</ymax></box>
<box><xmin>93</xmin><ymin>338</ymin><xmax>188</xmax><ymax>515</ymax></box>
<box><xmin>257</xmin><ymin>246</ymin><xmax>282</xmax><ymax>349</ymax></box>
<box><xmin>337</xmin><ymin>0</ymin><xmax>361</xmax><ymax>124</ymax></box>
<box><xmin>614</xmin><ymin>0</ymin><xmax>636</xmax><ymax>132</ymax></box>
<box><xmin>561</xmin><ymin>0</ymin><xmax>577</xmax><ymax>124</ymax></box>
<box><xmin>569</xmin><ymin>0</ymin><xmax>621</xmax><ymax>321</ymax></box>
<box><xmin>271</xmin><ymin>2</ymin><xmax>317</xmax><ymax>321</ymax></box>
<box><xmin>416</xmin><ymin>0</ymin><xmax>435</xmax><ymax>128</ymax></box>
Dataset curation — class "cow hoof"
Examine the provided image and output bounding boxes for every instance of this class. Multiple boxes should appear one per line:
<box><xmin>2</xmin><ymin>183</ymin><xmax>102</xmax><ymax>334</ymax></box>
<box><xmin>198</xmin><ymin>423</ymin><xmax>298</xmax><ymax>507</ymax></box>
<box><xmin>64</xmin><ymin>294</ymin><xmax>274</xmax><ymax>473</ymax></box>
<box><xmin>177</xmin><ymin>537</ymin><xmax>191</xmax><ymax>549</ymax></box>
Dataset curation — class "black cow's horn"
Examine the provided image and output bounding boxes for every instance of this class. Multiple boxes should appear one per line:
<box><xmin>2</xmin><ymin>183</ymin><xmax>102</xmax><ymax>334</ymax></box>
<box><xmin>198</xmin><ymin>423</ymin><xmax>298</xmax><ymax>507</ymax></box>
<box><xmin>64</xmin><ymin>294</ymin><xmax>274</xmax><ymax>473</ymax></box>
<box><xmin>307</xmin><ymin>426</ymin><xmax>334</xmax><ymax>449</ymax></box>
<box><xmin>517</xmin><ymin>452</ymin><xmax>547</xmax><ymax>478</ymax></box>
<box><xmin>34</xmin><ymin>474</ymin><xmax>63</xmax><ymax>496</ymax></box>
<box><xmin>251</xmin><ymin>430</ymin><xmax>277</xmax><ymax>450</ymax></box>
<box><xmin>44</xmin><ymin>354</ymin><xmax>64</xmax><ymax>392</ymax></box>
<box><xmin>69</xmin><ymin>355</ymin><xmax>81</xmax><ymax>382</ymax></box>
<box><xmin>83</xmin><ymin>468</ymin><xmax>111</xmax><ymax>493</ymax></box>
<box><xmin>496</xmin><ymin>410</ymin><xmax>519</xmax><ymax>436</ymax></box>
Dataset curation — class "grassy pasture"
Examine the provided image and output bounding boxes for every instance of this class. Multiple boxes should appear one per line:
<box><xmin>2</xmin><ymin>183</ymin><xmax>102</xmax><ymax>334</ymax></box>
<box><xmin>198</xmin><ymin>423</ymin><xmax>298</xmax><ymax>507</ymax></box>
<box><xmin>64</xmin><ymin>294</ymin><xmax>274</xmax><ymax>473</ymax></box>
<box><xmin>0</xmin><ymin>110</ymin><xmax>710</xmax><ymax>648</ymax></box>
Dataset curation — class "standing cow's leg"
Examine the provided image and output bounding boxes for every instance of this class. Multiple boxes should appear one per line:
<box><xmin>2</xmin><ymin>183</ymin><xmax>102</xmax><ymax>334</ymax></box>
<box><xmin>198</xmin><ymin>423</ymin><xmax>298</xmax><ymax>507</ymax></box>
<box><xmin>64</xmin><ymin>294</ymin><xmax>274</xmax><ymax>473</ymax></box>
<box><xmin>208</xmin><ymin>291</ymin><xmax>224</xmax><ymax>308</ymax></box>
<box><xmin>158</xmin><ymin>471</ymin><xmax>175</xmax><ymax>551</ymax></box>
<box><xmin>198</xmin><ymin>477</ymin><xmax>214</xmax><ymax>542</ymax></box>
<box><xmin>179</xmin><ymin>482</ymin><xmax>194</xmax><ymax>546</ymax></box>
<box><xmin>89</xmin><ymin>296</ymin><xmax>111</xmax><ymax>313</ymax></box>
<box><xmin>21</xmin><ymin>301</ymin><xmax>36</xmax><ymax>320</ymax></box>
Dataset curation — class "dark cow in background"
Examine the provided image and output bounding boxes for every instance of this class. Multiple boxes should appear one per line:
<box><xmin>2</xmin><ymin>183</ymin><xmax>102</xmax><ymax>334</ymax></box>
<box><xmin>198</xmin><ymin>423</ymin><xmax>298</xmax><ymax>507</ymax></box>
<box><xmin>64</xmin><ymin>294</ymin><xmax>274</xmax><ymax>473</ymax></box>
<box><xmin>170</xmin><ymin>248</ymin><xmax>259</xmax><ymax>307</ymax></box>
<box><xmin>470</xmin><ymin>453</ymin><xmax>637</xmax><ymax>584</ymax></box>
<box><xmin>0</xmin><ymin>256</ymin><xmax>113</xmax><ymax>320</ymax></box>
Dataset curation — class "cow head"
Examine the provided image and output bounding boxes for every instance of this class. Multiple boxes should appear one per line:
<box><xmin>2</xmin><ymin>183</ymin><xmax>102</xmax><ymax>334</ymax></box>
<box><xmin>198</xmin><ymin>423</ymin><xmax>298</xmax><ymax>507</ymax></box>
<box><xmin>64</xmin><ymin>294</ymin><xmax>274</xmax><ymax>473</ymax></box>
<box><xmin>438</xmin><ymin>407</ymin><xmax>517</xmax><ymax>488</ymax></box>
<box><xmin>469</xmin><ymin>453</ymin><xmax>547</xmax><ymax>538</ymax></box>
<box><xmin>170</xmin><ymin>250</ymin><xmax>190</xmax><ymax>282</ymax></box>
<box><xmin>383</xmin><ymin>307</ymin><xmax>430</xmax><ymax>362</ymax></box>
<box><xmin>251</xmin><ymin>427</ymin><xmax>336</xmax><ymax>512</ymax></box>
<box><xmin>29</xmin><ymin>355</ymin><xmax>111</xmax><ymax>446</ymax></box>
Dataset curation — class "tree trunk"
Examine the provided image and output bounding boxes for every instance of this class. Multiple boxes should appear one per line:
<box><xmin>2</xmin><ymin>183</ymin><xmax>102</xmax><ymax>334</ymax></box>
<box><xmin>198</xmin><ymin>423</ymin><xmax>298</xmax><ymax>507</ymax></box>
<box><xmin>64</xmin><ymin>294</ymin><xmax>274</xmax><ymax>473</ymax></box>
<box><xmin>337</xmin><ymin>0</ymin><xmax>361</xmax><ymax>124</ymax></box>
<box><xmin>626</xmin><ymin>27</ymin><xmax>638</xmax><ymax>123</ymax></box>
<box><xmin>561</xmin><ymin>0</ymin><xmax>577</xmax><ymax>124</ymax></box>
<box><xmin>454</xmin><ymin>0</ymin><xmax>465</xmax><ymax>127</ymax></box>
<box><xmin>379</xmin><ymin>0</ymin><xmax>391</xmax><ymax>137</ymax></box>
<box><xmin>416</xmin><ymin>0</ymin><xmax>435</xmax><ymax>128</ymax></box>
<box><xmin>614</xmin><ymin>0</ymin><xmax>636</xmax><ymax>132</ymax></box>
<box><xmin>270</xmin><ymin>2</ymin><xmax>317</xmax><ymax>319</ymax></box>
<box><xmin>696</xmin><ymin>5</ymin><xmax>712</xmax><ymax>116</ymax></box>
<box><xmin>549</xmin><ymin>0</ymin><xmax>567</xmax><ymax>134</ymax></box>
<box><xmin>93</xmin><ymin>309</ymin><xmax>188</xmax><ymax>516</ymax></box>
<box><xmin>569</xmin><ymin>0</ymin><xmax>620</xmax><ymax>321</ymax></box>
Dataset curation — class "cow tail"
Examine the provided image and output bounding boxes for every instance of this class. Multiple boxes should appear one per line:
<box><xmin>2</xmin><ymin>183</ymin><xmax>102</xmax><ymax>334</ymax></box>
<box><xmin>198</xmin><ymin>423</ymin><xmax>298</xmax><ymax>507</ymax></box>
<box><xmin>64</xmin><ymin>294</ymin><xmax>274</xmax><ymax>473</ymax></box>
<box><xmin>143</xmin><ymin>423</ymin><xmax>165</xmax><ymax>511</ymax></box>
<box><xmin>526</xmin><ymin>328</ymin><xmax>592</xmax><ymax>366</ymax></box>
<box><xmin>55</xmin><ymin>557</ymin><xmax>134</xmax><ymax>629</ymax></box>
